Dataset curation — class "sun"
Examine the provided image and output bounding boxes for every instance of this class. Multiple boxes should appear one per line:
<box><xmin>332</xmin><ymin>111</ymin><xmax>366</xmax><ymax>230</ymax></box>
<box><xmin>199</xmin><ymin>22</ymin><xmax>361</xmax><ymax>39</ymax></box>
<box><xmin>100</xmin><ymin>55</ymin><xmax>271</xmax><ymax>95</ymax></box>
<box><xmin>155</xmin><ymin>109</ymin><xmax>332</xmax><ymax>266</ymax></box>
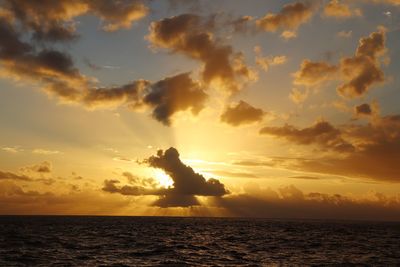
<box><xmin>153</xmin><ymin>169</ymin><xmax>174</xmax><ymax>189</ymax></box>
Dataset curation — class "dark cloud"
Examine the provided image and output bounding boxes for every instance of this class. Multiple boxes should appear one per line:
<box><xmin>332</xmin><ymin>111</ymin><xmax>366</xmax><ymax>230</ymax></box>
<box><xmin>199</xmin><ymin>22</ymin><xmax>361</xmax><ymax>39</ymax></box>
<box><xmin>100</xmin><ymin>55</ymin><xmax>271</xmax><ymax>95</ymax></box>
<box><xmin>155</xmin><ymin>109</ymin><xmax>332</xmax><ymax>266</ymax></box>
<box><xmin>3</xmin><ymin>0</ymin><xmax>148</xmax><ymax>41</ymax></box>
<box><xmin>220</xmin><ymin>100</ymin><xmax>265</xmax><ymax>126</ymax></box>
<box><xmin>82</xmin><ymin>80</ymin><xmax>149</xmax><ymax>109</ymax></box>
<box><xmin>102</xmin><ymin>179</ymin><xmax>161</xmax><ymax>196</ymax></box>
<box><xmin>213</xmin><ymin>186</ymin><xmax>400</xmax><ymax>221</ymax></box>
<box><xmin>256</xmin><ymin>1</ymin><xmax>316</xmax><ymax>33</ymax></box>
<box><xmin>142</xmin><ymin>73</ymin><xmax>208</xmax><ymax>125</ymax></box>
<box><xmin>355</xmin><ymin>103</ymin><xmax>372</xmax><ymax>116</ymax></box>
<box><xmin>145</xmin><ymin>147</ymin><xmax>228</xmax><ymax>197</ymax></box>
<box><xmin>147</xmin><ymin>14</ymin><xmax>255</xmax><ymax>93</ymax></box>
<box><xmin>103</xmin><ymin>147</ymin><xmax>229</xmax><ymax>207</ymax></box>
<box><xmin>260</xmin><ymin>121</ymin><xmax>355</xmax><ymax>153</ymax></box>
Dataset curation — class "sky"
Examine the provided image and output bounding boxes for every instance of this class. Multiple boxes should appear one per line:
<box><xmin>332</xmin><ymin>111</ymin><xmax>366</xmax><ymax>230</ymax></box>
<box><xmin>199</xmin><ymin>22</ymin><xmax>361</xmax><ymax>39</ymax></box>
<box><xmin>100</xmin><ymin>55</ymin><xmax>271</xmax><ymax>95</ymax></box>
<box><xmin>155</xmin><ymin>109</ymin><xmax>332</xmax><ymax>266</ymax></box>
<box><xmin>1</xmin><ymin>0</ymin><xmax>400</xmax><ymax>220</ymax></box>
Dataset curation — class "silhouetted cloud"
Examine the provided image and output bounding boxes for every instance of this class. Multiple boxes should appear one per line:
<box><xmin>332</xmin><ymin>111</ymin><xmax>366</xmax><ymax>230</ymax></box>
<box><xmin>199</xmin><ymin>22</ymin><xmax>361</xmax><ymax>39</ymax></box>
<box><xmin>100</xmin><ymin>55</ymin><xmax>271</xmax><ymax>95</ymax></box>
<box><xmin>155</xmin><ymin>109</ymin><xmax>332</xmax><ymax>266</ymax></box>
<box><xmin>355</xmin><ymin>103</ymin><xmax>372</xmax><ymax>116</ymax></box>
<box><xmin>147</xmin><ymin>14</ymin><xmax>255</xmax><ymax>92</ymax></box>
<box><xmin>260</xmin><ymin>120</ymin><xmax>355</xmax><ymax>153</ymax></box>
<box><xmin>142</xmin><ymin>73</ymin><xmax>208</xmax><ymax>125</ymax></box>
<box><xmin>146</xmin><ymin>148</ymin><xmax>228</xmax><ymax>197</ymax></box>
<box><xmin>103</xmin><ymin>147</ymin><xmax>229</xmax><ymax>207</ymax></box>
<box><xmin>220</xmin><ymin>100</ymin><xmax>265</xmax><ymax>126</ymax></box>
<box><xmin>213</xmin><ymin>185</ymin><xmax>400</xmax><ymax>221</ymax></box>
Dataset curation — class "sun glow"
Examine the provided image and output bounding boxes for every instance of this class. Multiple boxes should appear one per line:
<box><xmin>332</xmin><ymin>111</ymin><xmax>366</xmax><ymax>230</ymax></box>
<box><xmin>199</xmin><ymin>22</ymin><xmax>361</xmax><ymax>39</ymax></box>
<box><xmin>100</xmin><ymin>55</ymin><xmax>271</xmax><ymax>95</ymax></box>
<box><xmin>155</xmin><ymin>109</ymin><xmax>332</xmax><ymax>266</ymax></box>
<box><xmin>153</xmin><ymin>169</ymin><xmax>174</xmax><ymax>189</ymax></box>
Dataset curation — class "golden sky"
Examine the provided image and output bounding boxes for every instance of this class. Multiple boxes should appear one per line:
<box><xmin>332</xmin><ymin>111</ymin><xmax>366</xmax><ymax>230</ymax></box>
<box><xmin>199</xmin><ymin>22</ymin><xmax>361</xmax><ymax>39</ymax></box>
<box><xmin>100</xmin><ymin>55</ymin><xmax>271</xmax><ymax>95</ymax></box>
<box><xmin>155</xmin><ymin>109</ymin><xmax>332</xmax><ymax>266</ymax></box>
<box><xmin>1</xmin><ymin>0</ymin><xmax>400</xmax><ymax>220</ymax></box>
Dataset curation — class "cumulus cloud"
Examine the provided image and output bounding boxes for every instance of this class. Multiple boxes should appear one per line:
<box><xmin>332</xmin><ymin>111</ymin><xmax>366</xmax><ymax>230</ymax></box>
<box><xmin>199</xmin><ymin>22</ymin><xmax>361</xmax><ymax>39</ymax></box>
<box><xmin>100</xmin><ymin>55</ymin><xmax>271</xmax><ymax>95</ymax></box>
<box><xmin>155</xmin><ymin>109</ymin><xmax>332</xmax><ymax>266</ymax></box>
<box><xmin>2</xmin><ymin>0</ymin><xmax>148</xmax><ymax>41</ymax></box>
<box><xmin>337</xmin><ymin>27</ymin><xmax>386</xmax><ymax>98</ymax></box>
<box><xmin>0</xmin><ymin>2</ymin><xmax>207</xmax><ymax>126</ymax></box>
<box><xmin>260</xmin><ymin>120</ymin><xmax>355</xmax><ymax>153</ymax></box>
<box><xmin>141</xmin><ymin>73</ymin><xmax>208</xmax><ymax>126</ymax></box>
<box><xmin>293</xmin><ymin>60</ymin><xmax>339</xmax><ymax>87</ymax></box>
<box><xmin>293</xmin><ymin>28</ymin><xmax>387</xmax><ymax>98</ymax></box>
<box><xmin>147</xmin><ymin>14</ymin><xmax>255</xmax><ymax>92</ymax></box>
<box><xmin>220</xmin><ymin>100</ymin><xmax>265</xmax><ymax>126</ymax></box>
<box><xmin>103</xmin><ymin>147</ymin><xmax>229</xmax><ymax>207</ymax></box>
<box><xmin>0</xmin><ymin>16</ymin><xmax>206</xmax><ymax>125</ymax></box>
<box><xmin>323</xmin><ymin>0</ymin><xmax>362</xmax><ymax>18</ymax></box>
<box><xmin>256</xmin><ymin>1</ymin><xmax>316</xmax><ymax>34</ymax></box>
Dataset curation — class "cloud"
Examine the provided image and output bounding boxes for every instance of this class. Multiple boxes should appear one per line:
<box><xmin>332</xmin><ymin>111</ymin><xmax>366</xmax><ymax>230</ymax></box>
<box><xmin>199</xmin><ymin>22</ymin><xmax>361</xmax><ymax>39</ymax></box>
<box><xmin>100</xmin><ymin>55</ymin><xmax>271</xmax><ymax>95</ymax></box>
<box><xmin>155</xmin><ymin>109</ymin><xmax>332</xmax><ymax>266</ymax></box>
<box><xmin>147</xmin><ymin>14</ymin><xmax>255</xmax><ymax>92</ymax></box>
<box><xmin>0</xmin><ymin>2</ymin><xmax>205</xmax><ymax>126</ymax></box>
<box><xmin>260</xmin><ymin>120</ymin><xmax>355</xmax><ymax>153</ymax></box>
<box><xmin>212</xmin><ymin>185</ymin><xmax>400</xmax><ymax>221</ymax></box>
<box><xmin>0</xmin><ymin>171</ymin><xmax>32</xmax><ymax>181</ymax></box>
<box><xmin>337</xmin><ymin>30</ymin><xmax>352</xmax><ymax>38</ymax></box>
<box><xmin>258</xmin><ymin>114</ymin><xmax>400</xmax><ymax>182</ymax></box>
<box><xmin>367</xmin><ymin>0</ymin><xmax>400</xmax><ymax>6</ymax></box>
<box><xmin>142</xmin><ymin>73</ymin><xmax>208</xmax><ymax>126</ymax></box>
<box><xmin>20</xmin><ymin>161</ymin><xmax>52</xmax><ymax>174</ymax></box>
<box><xmin>323</xmin><ymin>0</ymin><xmax>362</xmax><ymax>18</ymax></box>
<box><xmin>254</xmin><ymin>46</ymin><xmax>287</xmax><ymax>72</ymax></box>
<box><xmin>103</xmin><ymin>147</ymin><xmax>229</xmax><ymax>207</ymax></box>
<box><xmin>337</xmin><ymin>27</ymin><xmax>386</xmax><ymax>98</ymax></box>
<box><xmin>2</xmin><ymin>0</ymin><xmax>148</xmax><ymax>41</ymax></box>
<box><xmin>0</xmin><ymin>17</ymin><xmax>206</xmax><ymax>125</ymax></box>
<box><xmin>82</xmin><ymin>80</ymin><xmax>149</xmax><ymax>108</ymax></box>
<box><xmin>293</xmin><ymin>60</ymin><xmax>339</xmax><ymax>87</ymax></box>
<box><xmin>1</xmin><ymin>146</ymin><xmax>23</xmax><ymax>153</ymax></box>
<box><xmin>354</xmin><ymin>103</ymin><xmax>372</xmax><ymax>116</ymax></box>
<box><xmin>32</xmin><ymin>149</ymin><xmax>61</xmax><ymax>155</ymax></box>
<box><xmin>289</xmin><ymin>88</ymin><xmax>309</xmax><ymax>104</ymax></box>
<box><xmin>292</xmin><ymin>28</ymin><xmax>387</xmax><ymax>98</ymax></box>
<box><xmin>0</xmin><ymin>181</ymin><xmax>132</xmax><ymax>215</ymax></box>
<box><xmin>256</xmin><ymin>1</ymin><xmax>315</xmax><ymax>33</ymax></box>
<box><xmin>280</xmin><ymin>30</ymin><xmax>297</xmax><ymax>40</ymax></box>
<box><xmin>220</xmin><ymin>100</ymin><xmax>265</xmax><ymax>126</ymax></box>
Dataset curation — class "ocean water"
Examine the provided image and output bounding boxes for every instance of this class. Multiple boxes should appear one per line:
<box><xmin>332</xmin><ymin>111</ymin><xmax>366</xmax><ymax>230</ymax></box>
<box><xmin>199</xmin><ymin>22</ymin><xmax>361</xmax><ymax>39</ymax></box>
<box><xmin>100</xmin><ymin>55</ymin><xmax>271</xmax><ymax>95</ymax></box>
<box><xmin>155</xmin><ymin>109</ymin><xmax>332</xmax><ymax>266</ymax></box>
<box><xmin>0</xmin><ymin>216</ymin><xmax>399</xmax><ymax>266</ymax></box>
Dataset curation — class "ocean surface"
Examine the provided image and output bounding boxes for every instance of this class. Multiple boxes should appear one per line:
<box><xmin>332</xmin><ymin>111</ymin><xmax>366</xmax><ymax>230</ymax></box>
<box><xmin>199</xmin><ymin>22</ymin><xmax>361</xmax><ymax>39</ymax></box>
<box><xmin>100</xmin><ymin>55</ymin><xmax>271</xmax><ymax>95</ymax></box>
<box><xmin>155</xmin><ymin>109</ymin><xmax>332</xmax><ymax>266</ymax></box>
<box><xmin>0</xmin><ymin>216</ymin><xmax>399</xmax><ymax>266</ymax></box>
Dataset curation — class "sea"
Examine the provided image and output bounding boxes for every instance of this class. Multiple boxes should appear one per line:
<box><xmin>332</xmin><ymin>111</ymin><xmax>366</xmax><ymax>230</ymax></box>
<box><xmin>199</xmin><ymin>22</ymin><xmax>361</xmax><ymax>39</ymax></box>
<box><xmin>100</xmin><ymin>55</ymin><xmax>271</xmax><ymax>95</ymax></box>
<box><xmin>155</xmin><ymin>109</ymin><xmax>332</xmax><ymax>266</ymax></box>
<box><xmin>0</xmin><ymin>216</ymin><xmax>399</xmax><ymax>266</ymax></box>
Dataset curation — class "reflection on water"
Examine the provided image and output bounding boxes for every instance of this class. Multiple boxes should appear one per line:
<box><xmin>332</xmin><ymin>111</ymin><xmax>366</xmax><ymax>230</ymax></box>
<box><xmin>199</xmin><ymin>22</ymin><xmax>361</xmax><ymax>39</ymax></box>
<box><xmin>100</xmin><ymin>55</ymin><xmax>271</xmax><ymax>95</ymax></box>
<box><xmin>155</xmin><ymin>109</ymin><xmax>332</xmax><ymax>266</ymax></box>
<box><xmin>0</xmin><ymin>216</ymin><xmax>399</xmax><ymax>266</ymax></box>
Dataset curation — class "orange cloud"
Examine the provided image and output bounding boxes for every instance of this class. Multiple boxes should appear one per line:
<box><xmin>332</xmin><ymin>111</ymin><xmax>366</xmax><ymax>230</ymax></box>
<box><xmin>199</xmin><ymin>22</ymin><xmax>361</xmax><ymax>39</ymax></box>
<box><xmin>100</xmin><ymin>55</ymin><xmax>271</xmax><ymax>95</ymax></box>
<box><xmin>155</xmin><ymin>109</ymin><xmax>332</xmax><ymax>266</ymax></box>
<box><xmin>260</xmin><ymin>120</ymin><xmax>355</xmax><ymax>153</ymax></box>
<box><xmin>147</xmin><ymin>14</ymin><xmax>255</xmax><ymax>92</ymax></box>
<box><xmin>256</xmin><ymin>1</ymin><xmax>315</xmax><ymax>33</ymax></box>
<box><xmin>293</xmin><ymin>28</ymin><xmax>387</xmax><ymax>98</ymax></box>
<box><xmin>323</xmin><ymin>0</ymin><xmax>362</xmax><ymax>18</ymax></box>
